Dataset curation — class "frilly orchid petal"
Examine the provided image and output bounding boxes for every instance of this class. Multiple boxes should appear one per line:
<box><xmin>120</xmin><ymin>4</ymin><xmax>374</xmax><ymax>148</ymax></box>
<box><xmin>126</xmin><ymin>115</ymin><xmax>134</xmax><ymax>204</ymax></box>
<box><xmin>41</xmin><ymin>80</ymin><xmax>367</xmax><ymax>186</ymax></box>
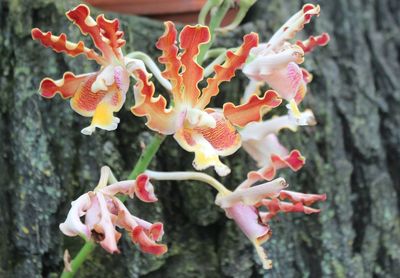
<box><xmin>179</xmin><ymin>24</ymin><xmax>210</xmax><ymax>105</ymax></box>
<box><xmin>261</xmin><ymin>199</ymin><xmax>321</xmax><ymax>220</ymax></box>
<box><xmin>31</xmin><ymin>28</ymin><xmax>102</xmax><ymax>63</ymax></box>
<box><xmin>156</xmin><ymin>21</ymin><xmax>183</xmax><ymax>97</ymax></box>
<box><xmin>135</xmin><ymin>174</ymin><xmax>158</xmax><ymax>203</ymax></box>
<box><xmin>39</xmin><ymin>72</ymin><xmax>96</xmax><ymax>99</ymax></box>
<box><xmin>296</xmin><ymin>32</ymin><xmax>330</xmax><ymax>53</ymax></box>
<box><xmin>131</xmin><ymin>226</ymin><xmax>168</xmax><ymax>256</ymax></box>
<box><xmin>59</xmin><ymin>193</ymin><xmax>91</xmax><ymax>238</ymax></box>
<box><xmin>247</xmin><ymin>150</ymin><xmax>305</xmax><ymax>182</ymax></box>
<box><xmin>196</xmin><ymin>32</ymin><xmax>259</xmax><ymax>108</ymax></box>
<box><xmin>223</xmin><ymin>90</ymin><xmax>282</xmax><ymax>127</ymax></box>
<box><xmin>96</xmin><ymin>14</ymin><xmax>126</xmax><ymax>51</ymax></box>
<box><xmin>131</xmin><ymin>68</ymin><xmax>181</xmax><ymax>135</ymax></box>
<box><xmin>267</xmin><ymin>4</ymin><xmax>321</xmax><ymax>52</ymax></box>
<box><xmin>279</xmin><ymin>190</ymin><xmax>327</xmax><ymax>206</ymax></box>
<box><xmin>66</xmin><ymin>4</ymin><xmax>113</xmax><ymax>59</ymax></box>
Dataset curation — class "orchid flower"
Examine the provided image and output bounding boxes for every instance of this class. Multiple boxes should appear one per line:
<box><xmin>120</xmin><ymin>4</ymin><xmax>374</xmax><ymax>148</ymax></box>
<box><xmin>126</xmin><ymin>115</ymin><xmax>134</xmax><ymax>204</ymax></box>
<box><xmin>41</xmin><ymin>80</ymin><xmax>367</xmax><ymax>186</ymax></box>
<box><xmin>242</xmin><ymin>4</ymin><xmax>330</xmax><ymax>118</ymax></box>
<box><xmin>143</xmin><ymin>170</ymin><xmax>326</xmax><ymax>269</ymax></box>
<box><xmin>131</xmin><ymin>21</ymin><xmax>282</xmax><ymax>176</ymax></box>
<box><xmin>215</xmin><ymin>177</ymin><xmax>326</xmax><ymax>269</ymax></box>
<box><xmin>32</xmin><ymin>4</ymin><xmax>144</xmax><ymax>135</ymax></box>
<box><xmin>240</xmin><ymin>109</ymin><xmax>316</xmax><ymax>183</ymax></box>
<box><xmin>60</xmin><ymin>166</ymin><xmax>167</xmax><ymax>255</ymax></box>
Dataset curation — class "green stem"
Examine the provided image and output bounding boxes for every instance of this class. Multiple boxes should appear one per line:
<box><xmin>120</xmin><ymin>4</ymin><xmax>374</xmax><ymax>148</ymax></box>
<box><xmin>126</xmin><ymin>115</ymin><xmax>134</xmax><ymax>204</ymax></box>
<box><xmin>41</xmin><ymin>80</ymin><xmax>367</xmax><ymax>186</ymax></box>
<box><xmin>60</xmin><ymin>241</ymin><xmax>96</xmax><ymax>278</ymax></box>
<box><xmin>198</xmin><ymin>0</ymin><xmax>224</xmax><ymax>25</ymax></box>
<box><xmin>198</xmin><ymin>0</ymin><xmax>232</xmax><ymax>65</ymax></box>
<box><xmin>128</xmin><ymin>133</ymin><xmax>166</xmax><ymax>180</ymax></box>
<box><xmin>203</xmin><ymin>47</ymin><xmax>226</xmax><ymax>60</ymax></box>
<box><xmin>216</xmin><ymin>0</ymin><xmax>257</xmax><ymax>32</ymax></box>
<box><xmin>60</xmin><ymin>133</ymin><xmax>166</xmax><ymax>277</ymax></box>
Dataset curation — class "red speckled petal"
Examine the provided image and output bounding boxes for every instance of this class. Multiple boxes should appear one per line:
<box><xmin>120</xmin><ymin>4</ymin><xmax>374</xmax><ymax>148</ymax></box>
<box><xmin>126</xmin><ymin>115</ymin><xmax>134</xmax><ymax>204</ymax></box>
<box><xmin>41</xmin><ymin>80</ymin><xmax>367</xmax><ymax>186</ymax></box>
<box><xmin>223</xmin><ymin>90</ymin><xmax>281</xmax><ymax>127</ymax></box>
<box><xmin>174</xmin><ymin>112</ymin><xmax>241</xmax><ymax>176</ymax></box>
<box><xmin>296</xmin><ymin>32</ymin><xmax>330</xmax><ymax>53</ymax></box>
<box><xmin>40</xmin><ymin>71</ymin><xmax>96</xmax><ymax>99</ymax></box>
<box><xmin>156</xmin><ymin>21</ymin><xmax>183</xmax><ymax>98</ymax></box>
<box><xmin>179</xmin><ymin>24</ymin><xmax>210</xmax><ymax>105</ymax></box>
<box><xmin>135</xmin><ymin>174</ymin><xmax>158</xmax><ymax>203</ymax></box>
<box><xmin>197</xmin><ymin>32</ymin><xmax>259</xmax><ymax>108</ymax></box>
<box><xmin>131</xmin><ymin>68</ymin><xmax>182</xmax><ymax>135</ymax></box>
<box><xmin>69</xmin><ymin>73</ymin><xmax>106</xmax><ymax>116</ymax></box>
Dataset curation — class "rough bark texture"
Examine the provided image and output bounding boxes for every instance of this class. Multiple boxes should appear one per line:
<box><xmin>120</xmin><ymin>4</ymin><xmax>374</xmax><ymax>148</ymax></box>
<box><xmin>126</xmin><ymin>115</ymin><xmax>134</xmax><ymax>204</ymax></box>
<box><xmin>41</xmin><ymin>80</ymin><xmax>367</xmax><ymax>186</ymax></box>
<box><xmin>1</xmin><ymin>0</ymin><xmax>400</xmax><ymax>277</ymax></box>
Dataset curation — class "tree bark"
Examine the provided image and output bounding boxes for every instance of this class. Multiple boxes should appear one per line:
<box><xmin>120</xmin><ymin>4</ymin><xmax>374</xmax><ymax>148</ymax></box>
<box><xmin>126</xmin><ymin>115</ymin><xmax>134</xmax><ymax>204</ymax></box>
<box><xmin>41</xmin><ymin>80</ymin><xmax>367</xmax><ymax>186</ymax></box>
<box><xmin>1</xmin><ymin>0</ymin><xmax>399</xmax><ymax>277</ymax></box>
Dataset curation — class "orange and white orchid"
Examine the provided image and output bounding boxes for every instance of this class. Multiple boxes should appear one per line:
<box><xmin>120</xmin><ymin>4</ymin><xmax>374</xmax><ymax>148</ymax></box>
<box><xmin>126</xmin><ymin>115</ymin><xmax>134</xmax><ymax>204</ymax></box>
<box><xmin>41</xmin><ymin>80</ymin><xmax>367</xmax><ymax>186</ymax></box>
<box><xmin>60</xmin><ymin>166</ymin><xmax>167</xmax><ymax>255</ymax></box>
<box><xmin>32</xmin><ymin>4</ymin><xmax>144</xmax><ymax>135</ymax></box>
<box><xmin>240</xmin><ymin>110</ymin><xmax>316</xmax><ymax>183</ymax></box>
<box><xmin>242</xmin><ymin>4</ymin><xmax>329</xmax><ymax>117</ymax></box>
<box><xmin>131</xmin><ymin>21</ymin><xmax>282</xmax><ymax>176</ymax></box>
<box><xmin>143</xmin><ymin>169</ymin><xmax>326</xmax><ymax>269</ymax></box>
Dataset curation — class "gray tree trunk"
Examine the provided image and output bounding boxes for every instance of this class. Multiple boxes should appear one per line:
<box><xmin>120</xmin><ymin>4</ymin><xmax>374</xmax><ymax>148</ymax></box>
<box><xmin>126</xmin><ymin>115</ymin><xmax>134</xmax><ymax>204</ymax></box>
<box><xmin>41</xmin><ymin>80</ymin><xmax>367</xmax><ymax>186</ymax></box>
<box><xmin>1</xmin><ymin>0</ymin><xmax>399</xmax><ymax>277</ymax></box>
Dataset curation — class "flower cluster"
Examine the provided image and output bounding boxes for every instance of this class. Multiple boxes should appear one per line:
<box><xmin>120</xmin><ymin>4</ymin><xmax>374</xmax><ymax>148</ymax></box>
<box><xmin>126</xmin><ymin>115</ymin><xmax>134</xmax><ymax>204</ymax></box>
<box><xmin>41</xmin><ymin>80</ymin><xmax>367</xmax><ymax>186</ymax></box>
<box><xmin>60</xmin><ymin>166</ymin><xmax>166</xmax><ymax>255</ymax></box>
<box><xmin>32</xmin><ymin>2</ymin><xmax>329</xmax><ymax>274</ymax></box>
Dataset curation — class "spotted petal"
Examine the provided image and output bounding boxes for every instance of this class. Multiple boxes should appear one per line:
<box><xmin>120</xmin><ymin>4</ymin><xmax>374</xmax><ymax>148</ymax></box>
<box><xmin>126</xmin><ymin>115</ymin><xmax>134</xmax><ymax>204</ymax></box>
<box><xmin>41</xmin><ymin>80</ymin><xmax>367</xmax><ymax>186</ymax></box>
<box><xmin>174</xmin><ymin>111</ymin><xmax>241</xmax><ymax>176</ymax></box>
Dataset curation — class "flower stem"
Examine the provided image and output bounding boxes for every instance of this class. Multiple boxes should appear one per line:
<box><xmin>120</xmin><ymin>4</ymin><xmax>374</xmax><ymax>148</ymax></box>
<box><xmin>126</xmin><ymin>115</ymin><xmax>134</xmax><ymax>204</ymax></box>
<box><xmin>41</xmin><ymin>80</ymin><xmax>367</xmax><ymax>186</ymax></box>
<box><xmin>145</xmin><ymin>170</ymin><xmax>231</xmax><ymax>195</ymax></box>
<box><xmin>60</xmin><ymin>241</ymin><xmax>96</xmax><ymax>278</ymax></box>
<box><xmin>60</xmin><ymin>134</ymin><xmax>166</xmax><ymax>277</ymax></box>
<box><xmin>128</xmin><ymin>133</ymin><xmax>166</xmax><ymax>180</ymax></box>
<box><xmin>198</xmin><ymin>0</ymin><xmax>232</xmax><ymax>65</ymax></box>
